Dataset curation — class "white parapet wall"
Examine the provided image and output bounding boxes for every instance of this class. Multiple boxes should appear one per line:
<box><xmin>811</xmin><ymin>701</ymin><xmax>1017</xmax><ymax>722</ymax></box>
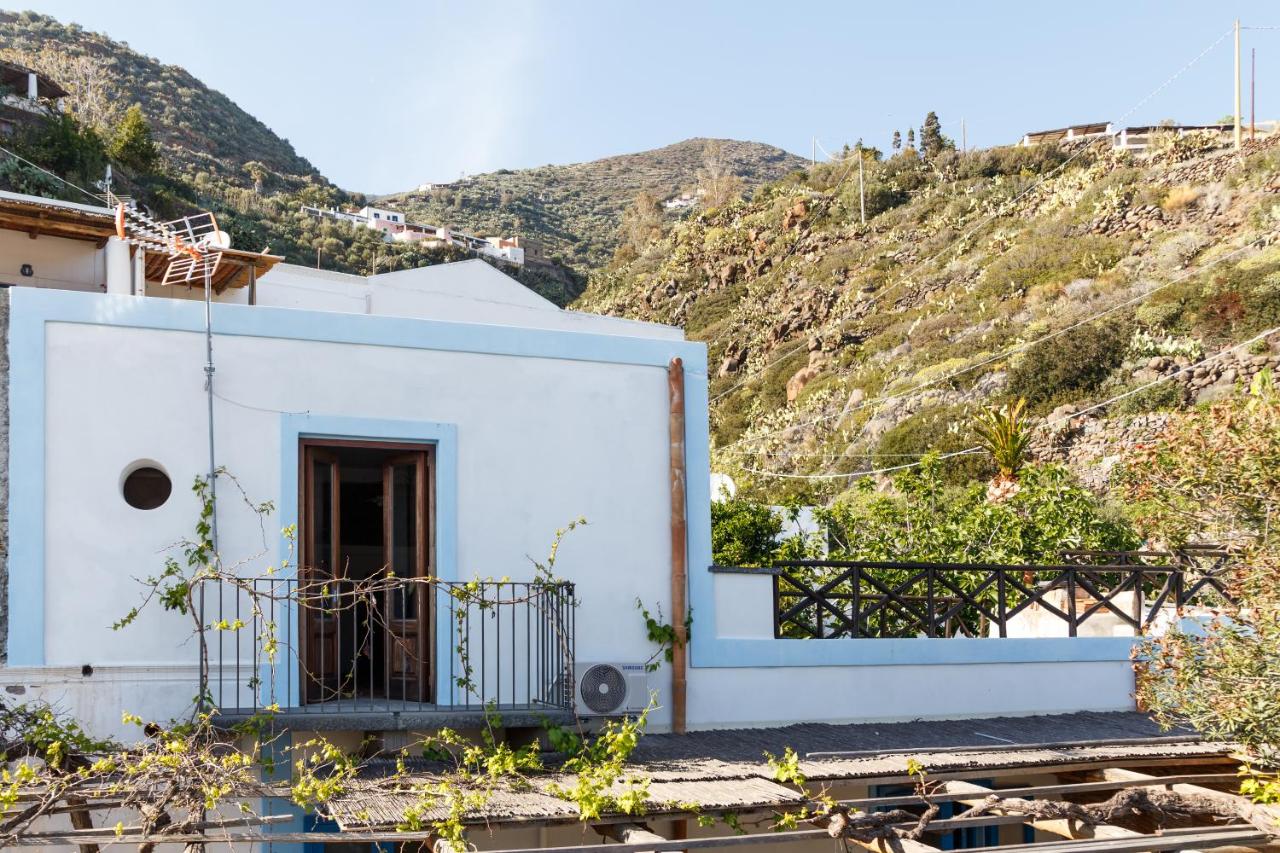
<box><xmin>685</xmin><ymin>568</ymin><xmax>1139</xmax><ymax>728</ymax></box>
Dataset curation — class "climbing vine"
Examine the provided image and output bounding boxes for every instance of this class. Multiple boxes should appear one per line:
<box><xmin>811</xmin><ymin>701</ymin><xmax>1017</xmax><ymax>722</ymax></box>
<box><xmin>635</xmin><ymin>599</ymin><xmax>692</xmax><ymax>672</ymax></box>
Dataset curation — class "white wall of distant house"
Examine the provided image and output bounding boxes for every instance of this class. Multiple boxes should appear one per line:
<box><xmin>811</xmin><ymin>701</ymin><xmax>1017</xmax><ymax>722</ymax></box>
<box><xmin>0</xmin><ymin>230</ymin><xmax>103</xmax><ymax>292</ymax></box>
<box><xmin>7</xmin><ymin>301</ymin><xmax>683</xmax><ymax>738</ymax></box>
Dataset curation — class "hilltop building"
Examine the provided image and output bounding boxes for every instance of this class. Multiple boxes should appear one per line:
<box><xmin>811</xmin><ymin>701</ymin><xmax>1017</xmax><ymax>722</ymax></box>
<box><xmin>1019</xmin><ymin>119</ymin><xmax>1276</xmax><ymax>151</ymax></box>
<box><xmin>0</xmin><ymin>59</ymin><xmax>66</xmax><ymax>138</ymax></box>
<box><xmin>300</xmin><ymin>203</ymin><xmax>526</xmax><ymax>264</ymax></box>
<box><xmin>663</xmin><ymin>187</ymin><xmax>705</xmax><ymax>210</ymax></box>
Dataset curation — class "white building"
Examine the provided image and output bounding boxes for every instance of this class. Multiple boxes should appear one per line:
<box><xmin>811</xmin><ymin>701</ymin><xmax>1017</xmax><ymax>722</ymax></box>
<box><xmin>0</xmin><ymin>59</ymin><xmax>67</xmax><ymax>138</ymax></box>
<box><xmin>0</xmin><ymin>187</ymin><xmax>1230</xmax><ymax>853</ymax></box>
<box><xmin>300</xmin><ymin>204</ymin><xmax>525</xmax><ymax>264</ymax></box>
<box><xmin>0</xmin><ymin>190</ymin><xmax>1156</xmax><ymax>751</ymax></box>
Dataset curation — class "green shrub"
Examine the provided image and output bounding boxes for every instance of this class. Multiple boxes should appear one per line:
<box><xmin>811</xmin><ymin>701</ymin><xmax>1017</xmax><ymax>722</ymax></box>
<box><xmin>953</xmin><ymin>144</ymin><xmax>1071</xmax><ymax>180</ymax></box>
<box><xmin>982</xmin><ymin>232</ymin><xmax>1127</xmax><ymax>298</ymax></box>
<box><xmin>816</xmin><ymin>460</ymin><xmax>1137</xmax><ymax>563</ymax></box>
<box><xmin>1111</xmin><ymin>381</ymin><xmax>1184</xmax><ymax>416</ymax></box>
<box><xmin>873</xmin><ymin>405</ymin><xmax>993</xmax><ymax>484</ymax></box>
<box><xmin>1190</xmin><ymin>257</ymin><xmax>1280</xmax><ymax>346</ymax></box>
<box><xmin>1006</xmin><ymin>321</ymin><xmax>1131</xmax><ymax>410</ymax></box>
<box><xmin>711</xmin><ymin>499</ymin><xmax>782</xmax><ymax>566</ymax></box>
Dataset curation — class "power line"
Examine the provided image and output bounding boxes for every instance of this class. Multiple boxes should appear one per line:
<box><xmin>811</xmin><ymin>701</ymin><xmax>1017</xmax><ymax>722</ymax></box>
<box><xmin>716</xmin><ymin>231</ymin><xmax>1271</xmax><ymax>458</ymax></box>
<box><xmin>0</xmin><ymin>142</ymin><xmax>108</xmax><ymax>205</ymax></box>
<box><xmin>710</xmin><ymin>26</ymin><xmax>1233</xmax><ymax>408</ymax></box>
<box><xmin>735</xmin><ymin>321</ymin><xmax>1280</xmax><ymax>481</ymax></box>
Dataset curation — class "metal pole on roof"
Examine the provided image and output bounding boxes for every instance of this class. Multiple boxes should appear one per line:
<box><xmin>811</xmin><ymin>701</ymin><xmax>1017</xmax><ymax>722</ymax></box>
<box><xmin>203</xmin><ymin>264</ymin><xmax>219</xmax><ymax>556</ymax></box>
<box><xmin>198</xmin><ymin>262</ymin><xmax>218</xmax><ymax>712</ymax></box>
<box><xmin>857</xmin><ymin>144</ymin><xmax>866</xmax><ymax>226</ymax></box>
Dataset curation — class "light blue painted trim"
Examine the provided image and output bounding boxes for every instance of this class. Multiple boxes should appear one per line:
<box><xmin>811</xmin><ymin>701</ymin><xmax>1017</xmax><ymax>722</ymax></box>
<box><xmin>13</xmin><ymin>286</ymin><xmax>706</xmax><ymax>369</ymax></box>
<box><xmin>7</xmin><ymin>289</ymin><xmax>47</xmax><ymax>665</ymax></box>
<box><xmin>279</xmin><ymin>414</ymin><xmax>458</xmax><ymax>707</ymax></box>
<box><xmin>5</xmin><ymin>286</ymin><xmax>705</xmax><ymax>666</ymax></box>
<box><xmin>694</xmin><ymin>634</ymin><xmax>1136</xmax><ymax>668</ymax></box>
<box><xmin>681</xmin><ymin>354</ymin><xmax>1137</xmax><ymax>669</ymax></box>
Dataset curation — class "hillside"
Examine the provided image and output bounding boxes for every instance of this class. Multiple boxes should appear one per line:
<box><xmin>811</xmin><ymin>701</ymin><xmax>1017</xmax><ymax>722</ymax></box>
<box><xmin>578</xmin><ymin>131</ymin><xmax>1280</xmax><ymax>501</ymax></box>
<box><xmin>0</xmin><ymin>10</ymin><xmax>319</xmax><ymax>189</ymax></box>
<box><xmin>379</xmin><ymin>138</ymin><xmax>808</xmax><ymax>273</ymax></box>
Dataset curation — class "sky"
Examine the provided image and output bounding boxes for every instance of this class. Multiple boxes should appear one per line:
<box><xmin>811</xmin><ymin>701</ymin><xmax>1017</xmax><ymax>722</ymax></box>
<box><xmin>18</xmin><ymin>0</ymin><xmax>1280</xmax><ymax>193</ymax></box>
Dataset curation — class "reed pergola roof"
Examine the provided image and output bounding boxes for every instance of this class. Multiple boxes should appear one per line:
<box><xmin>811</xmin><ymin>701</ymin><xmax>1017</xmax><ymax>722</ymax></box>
<box><xmin>12</xmin><ymin>712</ymin><xmax>1275</xmax><ymax>852</ymax></box>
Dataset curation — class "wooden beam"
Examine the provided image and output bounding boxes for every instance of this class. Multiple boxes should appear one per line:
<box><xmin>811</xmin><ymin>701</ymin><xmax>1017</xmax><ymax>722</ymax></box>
<box><xmin>812</xmin><ymin>755</ymin><xmax>1233</xmax><ymax>788</ymax></box>
<box><xmin>839</xmin><ymin>775</ymin><xmax>1241</xmax><ymax>810</ymax></box>
<box><xmin>62</xmin><ymin>796</ymin><xmax>99</xmax><ymax>853</ymax></box>
<box><xmin>941</xmin><ymin>779</ymin><xmax>1144</xmax><ymax>842</ymax></box>
<box><xmin>17</xmin><ymin>813</ymin><xmax>291</xmax><ymax>840</ymax></box>
<box><xmin>600</xmin><ymin>823</ymin><xmax>682</xmax><ymax>853</ymax></box>
<box><xmin>1097</xmin><ymin>768</ymin><xmax>1280</xmax><ymax>834</ymax></box>
<box><xmin>8</xmin><ymin>826</ymin><xmax>1270</xmax><ymax>852</ymax></box>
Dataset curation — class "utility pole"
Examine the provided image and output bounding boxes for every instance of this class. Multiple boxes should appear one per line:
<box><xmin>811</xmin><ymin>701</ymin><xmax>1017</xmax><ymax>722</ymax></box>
<box><xmin>961</xmin><ymin>117</ymin><xmax>967</xmax><ymax>153</ymax></box>
<box><xmin>1251</xmin><ymin>47</ymin><xmax>1257</xmax><ymax>141</ymax></box>
<box><xmin>811</xmin><ymin>136</ymin><xmax>817</xmax><ymax>167</ymax></box>
<box><xmin>857</xmin><ymin>144</ymin><xmax>866</xmax><ymax>225</ymax></box>
<box><xmin>1235</xmin><ymin>18</ymin><xmax>1242</xmax><ymax>150</ymax></box>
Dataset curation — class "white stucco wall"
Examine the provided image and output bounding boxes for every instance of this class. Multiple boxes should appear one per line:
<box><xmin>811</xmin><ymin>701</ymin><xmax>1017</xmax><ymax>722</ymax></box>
<box><xmin>0</xmin><ymin>230</ymin><xmax>104</xmax><ymax>292</ymax></box>
<box><xmin>256</xmin><ymin>262</ymin><xmax>683</xmax><ymax>339</ymax></box>
<box><xmin>11</xmin><ymin>313</ymin><xmax>679</xmax><ymax>736</ymax></box>
<box><xmin>2</xmin><ymin>284</ymin><xmax>1138</xmax><ymax>740</ymax></box>
<box><xmin>687</xmin><ymin>660</ymin><xmax>1135</xmax><ymax>728</ymax></box>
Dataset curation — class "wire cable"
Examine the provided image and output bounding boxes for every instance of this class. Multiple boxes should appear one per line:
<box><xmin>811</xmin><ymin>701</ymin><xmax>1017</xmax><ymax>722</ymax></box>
<box><xmin>0</xmin><ymin>142</ymin><xmax>107</xmax><ymax>205</ymax></box>
<box><xmin>717</xmin><ymin>231</ymin><xmax>1270</xmax><ymax>458</ymax></box>
<box><xmin>735</xmin><ymin>321</ymin><xmax>1280</xmax><ymax>480</ymax></box>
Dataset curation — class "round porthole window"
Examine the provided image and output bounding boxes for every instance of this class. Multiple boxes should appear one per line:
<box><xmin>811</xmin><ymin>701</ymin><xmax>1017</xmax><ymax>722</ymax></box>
<box><xmin>122</xmin><ymin>464</ymin><xmax>172</xmax><ymax>510</ymax></box>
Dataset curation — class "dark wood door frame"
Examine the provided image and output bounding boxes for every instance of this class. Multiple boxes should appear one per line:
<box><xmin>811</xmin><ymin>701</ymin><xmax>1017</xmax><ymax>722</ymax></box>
<box><xmin>299</xmin><ymin>438</ymin><xmax>436</xmax><ymax>706</ymax></box>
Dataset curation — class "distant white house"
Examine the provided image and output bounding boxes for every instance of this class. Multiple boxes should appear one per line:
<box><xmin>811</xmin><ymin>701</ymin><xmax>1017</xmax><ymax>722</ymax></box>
<box><xmin>300</xmin><ymin>203</ymin><xmax>526</xmax><ymax>265</ymax></box>
<box><xmin>0</xmin><ymin>59</ymin><xmax>67</xmax><ymax>138</ymax></box>
<box><xmin>663</xmin><ymin>188</ymin><xmax>705</xmax><ymax>211</ymax></box>
<box><xmin>1019</xmin><ymin>120</ymin><xmax>1277</xmax><ymax>151</ymax></box>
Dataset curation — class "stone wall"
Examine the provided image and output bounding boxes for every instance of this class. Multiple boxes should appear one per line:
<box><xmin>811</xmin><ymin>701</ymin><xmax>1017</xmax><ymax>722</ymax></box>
<box><xmin>1030</xmin><ymin>411</ymin><xmax>1170</xmax><ymax>493</ymax></box>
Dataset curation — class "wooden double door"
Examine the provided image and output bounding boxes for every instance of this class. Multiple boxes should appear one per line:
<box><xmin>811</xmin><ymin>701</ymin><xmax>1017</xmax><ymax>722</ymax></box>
<box><xmin>301</xmin><ymin>441</ymin><xmax>433</xmax><ymax>705</ymax></box>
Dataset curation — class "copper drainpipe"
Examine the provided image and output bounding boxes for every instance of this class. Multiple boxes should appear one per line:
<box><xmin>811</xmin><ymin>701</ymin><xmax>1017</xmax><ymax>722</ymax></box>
<box><xmin>667</xmin><ymin>358</ymin><xmax>688</xmax><ymax>734</ymax></box>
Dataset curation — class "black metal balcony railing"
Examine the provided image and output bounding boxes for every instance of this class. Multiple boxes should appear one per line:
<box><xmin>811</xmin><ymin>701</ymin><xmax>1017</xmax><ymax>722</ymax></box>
<box><xmin>203</xmin><ymin>578</ymin><xmax>575</xmax><ymax>715</ymax></box>
<box><xmin>753</xmin><ymin>550</ymin><xmax>1233</xmax><ymax>640</ymax></box>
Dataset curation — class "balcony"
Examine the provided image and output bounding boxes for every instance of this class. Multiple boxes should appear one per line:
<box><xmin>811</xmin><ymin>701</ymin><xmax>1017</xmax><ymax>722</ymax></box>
<box><xmin>203</xmin><ymin>578</ymin><xmax>576</xmax><ymax>729</ymax></box>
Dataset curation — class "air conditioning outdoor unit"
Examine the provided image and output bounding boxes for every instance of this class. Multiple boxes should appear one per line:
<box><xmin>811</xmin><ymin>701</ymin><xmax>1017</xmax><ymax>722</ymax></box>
<box><xmin>572</xmin><ymin>662</ymin><xmax>650</xmax><ymax>717</ymax></box>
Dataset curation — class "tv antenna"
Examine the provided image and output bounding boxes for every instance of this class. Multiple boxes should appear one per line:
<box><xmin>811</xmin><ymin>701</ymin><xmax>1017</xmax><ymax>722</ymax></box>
<box><xmin>113</xmin><ymin>201</ymin><xmax>231</xmax><ymax>286</ymax></box>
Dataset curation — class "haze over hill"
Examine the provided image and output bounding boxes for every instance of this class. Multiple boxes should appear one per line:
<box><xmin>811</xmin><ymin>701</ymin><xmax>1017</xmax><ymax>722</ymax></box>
<box><xmin>0</xmin><ymin>11</ymin><xmax>804</xmax><ymax>302</ymax></box>
<box><xmin>379</xmin><ymin>138</ymin><xmax>808</xmax><ymax>273</ymax></box>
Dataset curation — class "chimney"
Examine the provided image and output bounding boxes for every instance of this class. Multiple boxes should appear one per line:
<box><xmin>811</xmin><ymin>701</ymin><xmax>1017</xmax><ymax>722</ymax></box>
<box><xmin>26</xmin><ymin>71</ymin><xmax>38</xmax><ymax>100</ymax></box>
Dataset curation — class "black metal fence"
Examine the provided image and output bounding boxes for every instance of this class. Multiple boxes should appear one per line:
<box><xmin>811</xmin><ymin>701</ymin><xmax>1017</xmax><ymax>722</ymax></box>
<box><xmin>762</xmin><ymin>550</ymin><xmax>1233</xmax><ymax>639</ymax></box>
<box><xmin>204</xmin><ymin>577</ymin><xmax>575</xmax><ymax>714</ymax></box>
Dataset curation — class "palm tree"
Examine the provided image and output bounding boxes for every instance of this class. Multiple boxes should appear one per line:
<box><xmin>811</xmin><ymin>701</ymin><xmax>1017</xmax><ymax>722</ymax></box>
<box><xmin>973</xmin><ymin>397</ymin><xmax>1032</xmax><ymax>503</ymax></box>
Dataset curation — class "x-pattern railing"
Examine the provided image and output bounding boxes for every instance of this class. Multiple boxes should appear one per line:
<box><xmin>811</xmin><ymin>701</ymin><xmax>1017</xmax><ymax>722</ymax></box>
<box><xmin>770</xmin><ymin>550</ymin><xmax>1234</xmax><ymax>639</ymax></box>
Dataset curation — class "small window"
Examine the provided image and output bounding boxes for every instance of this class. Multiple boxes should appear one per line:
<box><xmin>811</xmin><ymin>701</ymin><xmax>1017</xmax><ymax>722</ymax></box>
<box><xmin>122</xmin><ymin>465</ymin><xmax>172</xmax><ymax>510</ymax></box>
